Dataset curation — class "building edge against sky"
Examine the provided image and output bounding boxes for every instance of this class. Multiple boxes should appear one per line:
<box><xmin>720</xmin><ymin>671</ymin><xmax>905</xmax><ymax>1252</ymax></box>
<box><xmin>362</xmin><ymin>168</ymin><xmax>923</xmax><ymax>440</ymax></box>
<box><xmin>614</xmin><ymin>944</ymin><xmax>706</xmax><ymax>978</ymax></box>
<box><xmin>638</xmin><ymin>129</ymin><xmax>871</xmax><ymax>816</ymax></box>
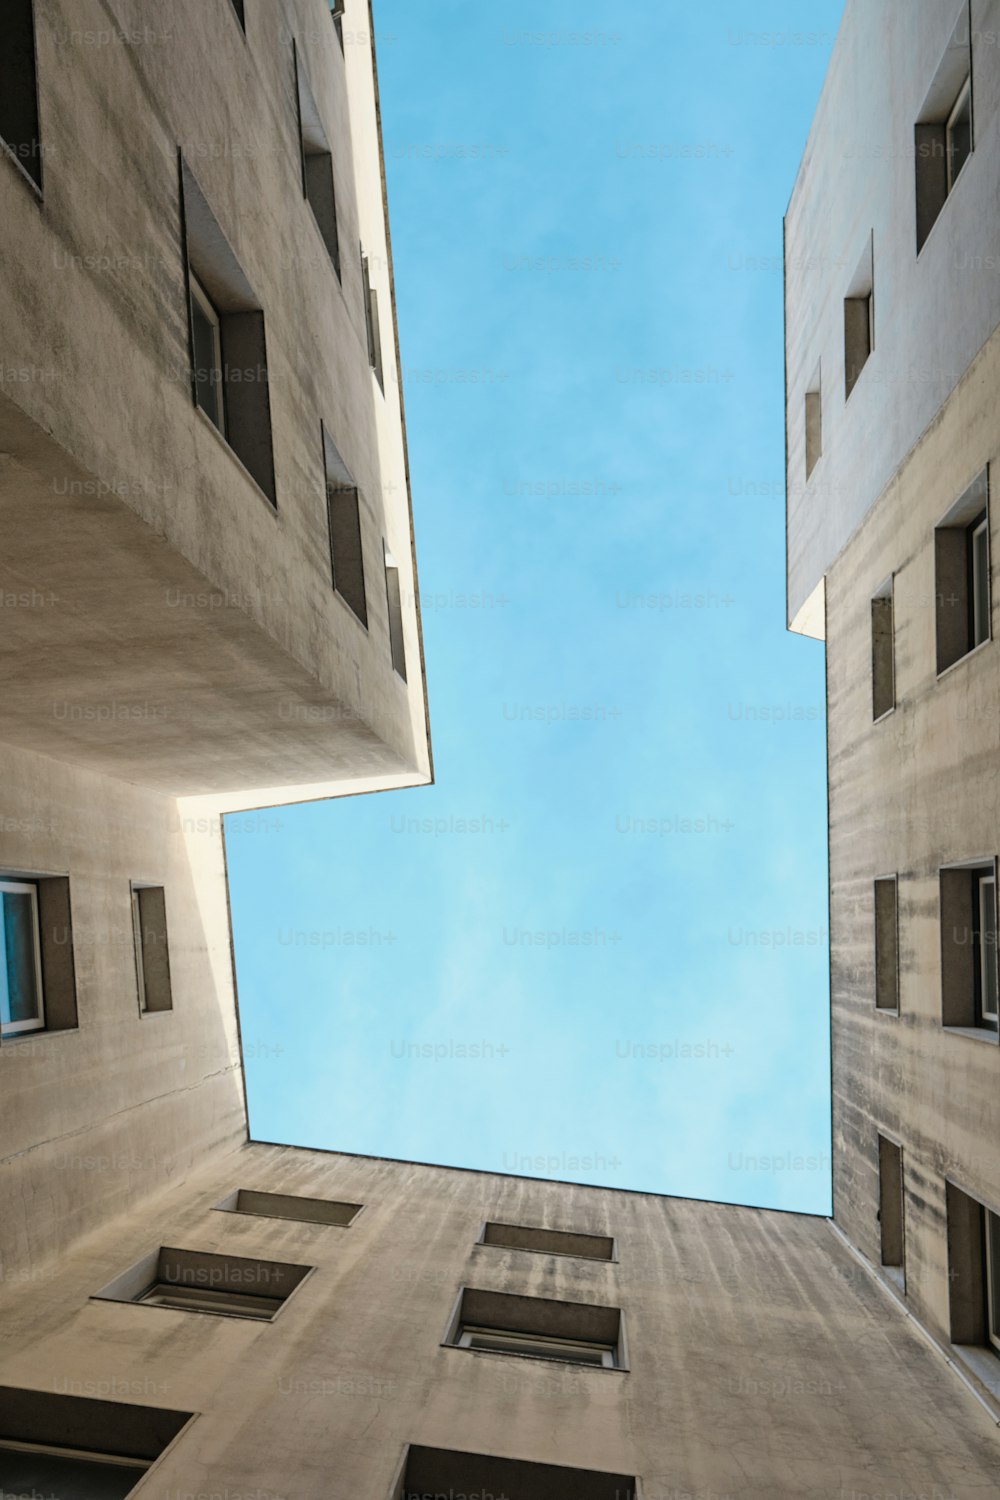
<box><xmin>786</xmin><ymin>0</ymin><xmax>1000</xmax><ymax>1422</ymax></box>
<box><xmin>3</xmin><ymin>0</ymin><xmax>1000</xmax><ymax>1496</ymax></box>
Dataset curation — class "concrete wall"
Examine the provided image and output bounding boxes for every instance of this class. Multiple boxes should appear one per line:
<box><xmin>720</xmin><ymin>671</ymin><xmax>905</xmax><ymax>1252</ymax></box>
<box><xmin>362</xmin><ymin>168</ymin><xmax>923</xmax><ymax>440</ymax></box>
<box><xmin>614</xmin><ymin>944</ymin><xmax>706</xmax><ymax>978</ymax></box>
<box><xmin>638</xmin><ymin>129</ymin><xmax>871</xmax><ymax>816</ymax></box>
<box><xmin>0</xmin><ymin>739</ymin><xmax>246</xmax><ymax>1282</ymax></box>
<box><xmin>0</xmin><ymin>0</ymin><xmax>430</xmax><ymax>804</ymax></box>
<box><xmin>825</xmin><ymin>306</ymin><xmax>1000</xmax><ymax>1398</ymax></box>
<box><xmin>2</xmin><ymin>1144</ymin><xmax>1000</xmax><ymax>1497</ymax></box>
<box><xmin>785</xmin><ymin>0</ymin><xmax>1000</xmax><ymax>632</ymax></box>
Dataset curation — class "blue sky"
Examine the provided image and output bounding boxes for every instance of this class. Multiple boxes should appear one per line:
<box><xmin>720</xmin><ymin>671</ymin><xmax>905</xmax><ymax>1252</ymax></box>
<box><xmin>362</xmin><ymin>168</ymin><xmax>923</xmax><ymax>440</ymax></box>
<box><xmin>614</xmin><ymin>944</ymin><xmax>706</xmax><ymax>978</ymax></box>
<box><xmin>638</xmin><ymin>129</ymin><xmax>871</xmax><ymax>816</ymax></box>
<box><xmin>226</xmin><ymin>0</ymin><xmax>844</xmax><ymax>1214</ymax></box>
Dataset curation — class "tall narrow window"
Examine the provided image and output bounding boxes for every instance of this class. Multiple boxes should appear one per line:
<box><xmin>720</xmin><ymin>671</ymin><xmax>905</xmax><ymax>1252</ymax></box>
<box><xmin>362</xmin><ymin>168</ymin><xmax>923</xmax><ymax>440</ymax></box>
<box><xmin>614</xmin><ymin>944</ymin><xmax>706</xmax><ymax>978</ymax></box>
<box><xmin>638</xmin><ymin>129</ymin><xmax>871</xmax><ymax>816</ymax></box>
<box><xmin>874</xmin><ymin>876</ymin><xmax>899</xmax><ymax>1012</ymax></box>
<box><xmin>323</xmin><ymin>425</ymin><xmax>367</xmax><ymax>626</ymax></box>
<box><xmin>362</xmin><ymin>251</ymin><xmax>384</xmax><ymax>390</ymax></box>
<box><xmin>986</xmin><ymin>1209</ymin><xmax>1000</xmax><ymax>1356</ymax></box>
<box><xmin>970</xmin><ymin>511</ymin><xmax>991</xmax><ymax>649</ymax></box>
<box><xmin>871</xmin><ymin>578</ymin><xmax>895</xmax><ymax>720</ymax></box>
<box><xmin>915</xmin><ymin>20</ymin><xmax>973</xmax><ymax>252</ymax></box>
<box><xmin>0</xmin><ymin>1</ymin><xmax>42</xmax><ymax>191</ymax></box>
<box><xmin>0</xmin><ymin>880</ymin><xmax>45</xmax><ymax>1037</ymax></box>
<box><xmin>877</xmin><ymin>1134</ymin><xmax>905</xmax><ymax>1290</ymax></box>
<box><xmin>295</xmin><ymin>43</ymin><xmax>341</xmax><ymax>277</ymax></box>
<box><xmin>132</xmin><ymin>885</ymin><xmax>173</xmax><ymax>1015</ymax></box>
<box><xmin>941</xmin><ymin>859</ymin><xmax>999</xmax><ymax>1035</ymax></box>
<box><xmin>384</xmin><ymin>543</ymin><xmax>406</xmax><ymax>680</ymax></box>
<box><xmin>189</xmin><ymin>273</ymin><xmax>226</xmax><ymax>437</ymax></box>
<box><xmin>331</xmin><ymin>0</ymin><xmax>345</xmax><ymax>51</ymax></box>
<box><xmin>844</xmin><ymin>236</ymin><xmax>874</xmax><ymax>400</ymax></box>
<box><xmin>804</xmin><ymin>367</ymin><xmax>822</xmax><ymax>481</ymax></box>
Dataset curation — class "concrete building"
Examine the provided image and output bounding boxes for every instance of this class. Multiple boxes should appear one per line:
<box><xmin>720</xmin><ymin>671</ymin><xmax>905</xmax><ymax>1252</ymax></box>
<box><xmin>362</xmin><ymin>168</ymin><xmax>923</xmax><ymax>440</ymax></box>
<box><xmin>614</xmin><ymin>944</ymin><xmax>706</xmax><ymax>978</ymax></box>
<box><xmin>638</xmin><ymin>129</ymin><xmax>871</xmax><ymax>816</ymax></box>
<box><xmin>4</xmin><ymin>0</ymin><xmax>1000</xmax><ymax>1497</ymax></box>
<box><xmin>786</xmin><ymin>0</ymin><xmax>1000</xmax><ymax>1427</ymax></box>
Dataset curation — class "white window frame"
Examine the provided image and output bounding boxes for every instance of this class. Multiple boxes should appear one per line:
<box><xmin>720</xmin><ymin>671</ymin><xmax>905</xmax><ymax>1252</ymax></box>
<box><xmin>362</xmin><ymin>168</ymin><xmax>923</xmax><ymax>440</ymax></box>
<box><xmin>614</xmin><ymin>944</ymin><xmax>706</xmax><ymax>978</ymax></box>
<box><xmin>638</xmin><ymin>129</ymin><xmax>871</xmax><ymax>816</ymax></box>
<box><xmin>947</xmin><ymin>76</ymin><xmax>972</xmax><ymax>194</ymax></box>
<box><xmin>971</xmin><ymin>512</ymin><xmax>991</xmax><ymax>648</ymax></box>
<box><xmin>457</xmin><ymin>1324</ymin><xmax>617</xmax><ymax>1368</ymax></box>
<box><xmin>0</xmin><ymin>878</ymin><xmax>45</xmax><ymax>1035</ymax></box>
<box><xmin>189</xmin><ymin>271</ymin><xmax>226</xmax><ymax>437</ymax></box>
<box><xmin>979</xmin><ymin>872</ymin><xmax>998</xmax><ymax>1026</ymax></box>
<box><xmin>985</xmin><ymin>1208</ymin><xmax>1000</xmax><ymax>1355</ymax></box>
<box><xmin>138</xmin><ymin>1282</ymin><xmax>282</xmax><ymax>1320</ymax></box>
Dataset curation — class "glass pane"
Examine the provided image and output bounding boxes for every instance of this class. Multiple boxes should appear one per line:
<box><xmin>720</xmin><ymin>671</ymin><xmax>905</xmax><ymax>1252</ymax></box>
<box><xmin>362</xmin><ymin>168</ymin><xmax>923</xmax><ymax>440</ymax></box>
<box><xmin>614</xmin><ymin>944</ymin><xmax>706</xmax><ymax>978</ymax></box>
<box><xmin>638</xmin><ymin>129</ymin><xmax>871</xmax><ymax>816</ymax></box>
<box><xmin>2</xmin><ymin>891</ymin><xmax>40</xmax><ymax>1026</ymax></box>
<box><xmin>982</xmin><ymin>880</ymin><xmax>998</xmax><ymax>1019</ymax></box>
<box><xmin>0</xmin><ymin>1446</ymin><xmax>146</xmax><ymax>1500</ymax></box>
<box><xmin>989</xmin><ymin>1212</ymin><xmax>1000</xmax><ymax>1342</ymax></box>
<box><xmin>190</xmin><ymin>291</ymin><xmax>223</xmax><ymax>432</ymax></box>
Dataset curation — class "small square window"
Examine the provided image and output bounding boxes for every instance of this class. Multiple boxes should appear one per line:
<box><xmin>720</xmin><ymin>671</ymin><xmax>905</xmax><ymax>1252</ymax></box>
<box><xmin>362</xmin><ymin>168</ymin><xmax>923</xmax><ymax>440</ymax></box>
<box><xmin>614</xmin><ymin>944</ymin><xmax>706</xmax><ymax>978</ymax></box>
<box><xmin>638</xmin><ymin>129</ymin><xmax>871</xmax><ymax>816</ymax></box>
<box><xmin>935</xmin><ymin>470</ymin><xmax>991</xmax><ymax>674</ymax></box>
<box><xmin>131</xmin><ymin>885</ymin><xmax>173</xmax><ymax>1014</ymax></box>
<box><xmin>0</xmin><ymin>1387</ymin><xmax>192</xmax><ymax>1500</ymax></box>
<box><xmin>0</xmin><ymin>879</ymin><xmax>45</xmax><ymax>1037</ymax></box>
<box><xmin>94</xmin><ymin>1246</ymin><xmax>313</xmax><ymax>1322</ymax></box>
<box><xmin>0</xmin><ymin>1</ymin><xmax>42</xmax><ymax>191</ymax></box>
<box><xmin>444</xmin><ymin>1288</ymin><xmax>626</xmax><ymax>1370</ymax></box>
<box><xmin>940</xmin><ymin>860</ymin><xmax>999</xmax><ymax>1035</ymax></box>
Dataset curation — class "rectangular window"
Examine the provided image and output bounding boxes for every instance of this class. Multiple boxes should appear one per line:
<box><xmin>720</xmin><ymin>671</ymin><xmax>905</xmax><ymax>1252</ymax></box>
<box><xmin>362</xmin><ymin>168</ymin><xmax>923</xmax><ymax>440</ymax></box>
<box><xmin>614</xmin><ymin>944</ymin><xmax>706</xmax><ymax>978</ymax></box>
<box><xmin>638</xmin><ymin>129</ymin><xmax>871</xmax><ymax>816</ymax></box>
<box><xmin>132</xmin><ymin>885</ymin><xmax>172</xmax><ymax>1014</ymax></box>
<box><xmin>189</xmin><ymin>273</ymin><xmax>226</xmax><ymax>437</ymax></box>
<box><xmin>384</xmin><ymin>543</ymin><xmax>407</xmax><ymax>680</ymax></box>
<box><xmin>874</xmin><ymin>876</ymin><xmax>899</xmax><ymax>1012</ymax></box>
<box><xmin>295</xmin><ymin>42</ymin><xmax>340</xmax><ymax>277</ymax></box>
<box><xmin>322</xmin><ymin>425</ymin><xmax>367</xmax><ymax>625</ymax></box>
<box><xmin>0</xmin><ymin>1</ymin><xmax>42</xmax><ymax>191</ymax></box>
<box><xmin>935</xmin><ymin>470</ymin><xmax>990</xmax><ymax>673</ymax></box>
<box><xmin>844</xmin><ymin>235</ymin><xmax>874</xmax><ymax>400</ymax></box>
<box><xmin>480</xmin><ymin>1221</ymin><xmax>616</xmax><ymax>1262</ymax></box>
<box><xmin>229</xmin><ymin>0</ymin><xmax>246</xmax><ymax>29</ymax></box>
<box><xmin>181</xmin><ymin>156</ymin><xmax>277</xmax><ymax>507</ymax></box>
<box><xmin>399</xmin><ymin>1447</ymin><xmax>638</xmax><ymax>1500</ymax></box>
<box><xmin>0</xmin><ymin>1387</ymin><xmax>192</xmax><ymax>1500</ymax></box>
<box><xmin>940</xmin><ymin>860</ymin><xmax>999</xmax><ymax>1034</ymax></box>
<box><xmin>94</xmin><ymin>1247</ymin><xmax>313</xmax><ymax>1322</ymax></box>
<box><xmin>0</xmin><ymin>880</ymin><xmax>45</xmax><ymax>1037</ymax></box>
<box><xmin>877</xmin><ymin>1134</ymin><xmax>905</xmax><ymax>1289</ymax></box>
<box><xmin>871</xmin><ymin>577</ymin><xmax>895</xmax><ymax>720</ymax></box>
<box><xmin>915</xmin><ymin>19</ymin><xmax>973</xmax><ymax>251</ymax></box>
<box><xmin>362</xmin><ymin>251</ymin><xmax>384</xmax><ymax>389</ymax></box>
<box><xmin>945</xmin><ymin>1181</ymin><xmax>1000</xmax><ymax>1377</ymax></box>
<box><xmin>804</xmin><ymin>373</ymin><xmax>822</xmax><ymax>481</ymax></box>
<box><xmin>444</xmin><ymin>1288</ymin><xmax>626</xmax><ymax>1370</ymax></box>
<box><xmin>986</xmin><ymin>1209</ymin><xmax>1000</xmax><ymax>1356</ymax></box>
<box><xmin>331</xmin><ymin>0</ymin><xmax>345</xmax><ymax>51</ymax></box>
<box><xmin>215</xmin><ymin>1189</ymin><xmax>363</xmax><ymax>1227</ymax></box>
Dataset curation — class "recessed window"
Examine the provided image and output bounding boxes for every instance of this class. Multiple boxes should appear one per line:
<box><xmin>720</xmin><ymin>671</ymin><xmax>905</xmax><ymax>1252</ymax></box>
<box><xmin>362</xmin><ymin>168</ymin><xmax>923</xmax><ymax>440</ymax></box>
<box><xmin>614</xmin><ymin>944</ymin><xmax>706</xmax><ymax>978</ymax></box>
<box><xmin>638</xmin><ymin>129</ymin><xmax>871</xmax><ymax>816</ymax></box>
<box><xmin>480</xmin><ymin>1221</ymin><xmax>616</xmax><ymax>1262</ymax></box>
<box><xmin>804</xmin><ymin>363</ymin><xmax>822</xmax><ymax>481</ymax></box>
<box><xmin>215</xmin><ymin>1188</ymin><xmax>363</xmax><ymax>1227</ymax></box>
<box><xmin>0</xmin><ymin>1386</ymin><xmax>192</xmax><ymax>1500</ymax></box>
<box><xmin>384</xmin><ymin>543</ymin><xmax>407</xmax><ymax>681</ymax></box>
<box><xmin>0</xmin><ymin>873</ymin><xmax>78</xmax><ymax>1045</ymax></box>
<box><xmin>331</xmin><ymin>0</ymin><xmax>345</xmax><ymax>51</ymax></box>
<box><xmin>362</xmin><ymin>251</ymin><xmax>385</xmax><ymax>390</ymax></box>
<box><xmin>915</xmin><ymin>21</ymin><xmax>973</xmax><ymax>252</ymax></box>
<box><xmin>874</xmin><ymin>876</ymin><xmax>899</xmax><ymax>1013</ymax></box>
<box><xmin>131</xmin><ymin>885</ymin><xmax>173</xmax><ymax>1015</ymax></box>
<box><xmin>877</xmin><ymin>1133</ymin><xmax>905</xmax><ymax>1290</ymax></box>
<box><xmin>871</xmin><ymin>576</ymin><xmax>895</xmax><ymax>720</ymax></box>
<box><xmin>444</xmin><ymin>1288</ymin><xmax>626</xmax><ymax>1370</ymax></box>
<box><xmin>295</xmin><ymin>42</ymin><xmax>341</xmax><ymax>278</ymax></box>
<box><xmin>398</xmin><ymin>1447</ymin><xmax>638</xmax><ymax>1500</ymax></box>
<box><xmin>189</xmin><ymin>273</ymin><xmax>226</xmax><ymax>437</ymax></box>
<box><xmin>0</xmin><ymin>879</ymin><xmax>45</xmax><ymax>1037</ymax></box>
<box><xmin>94</xmin><ymin>1246</ymin><xmax>313</xmax><ymax>1322</ymax></box>
<box><xmin>935</xmin><ymin>470</ymin><xmax>991</xmax><ymax>673</ymax></box>
<box><xmin>180</xmin><ymin>156</ymin><xmax>277</xmax><ymax>507</ymax></box>
<box><xmin>323</xmin><ymin>425</ymin><xmax>367</xmax><ymax>626</ymax></box>
<box><xmin>0</xmin><ymin>1</ymin><xmax>42</xmax><ymax>191</ymax></box>
<box><xmin>940</xmin><ymin>860</ymin><xmax>998</xmax><ymax>1035</ymax></box>
<box><xmin>945</xmin><ymin>1182</ymin><xmax>1000</xmax><ymax>1385</ymax></box>
<box><xmin>229</xmin><ymin>0</ymin><xmax>246</xmax><ymax>29</ymax></box>
<box><xmin>844</xmin><ymin>236</ymin><xmax>874</xmax><ymax>400</ymax></box>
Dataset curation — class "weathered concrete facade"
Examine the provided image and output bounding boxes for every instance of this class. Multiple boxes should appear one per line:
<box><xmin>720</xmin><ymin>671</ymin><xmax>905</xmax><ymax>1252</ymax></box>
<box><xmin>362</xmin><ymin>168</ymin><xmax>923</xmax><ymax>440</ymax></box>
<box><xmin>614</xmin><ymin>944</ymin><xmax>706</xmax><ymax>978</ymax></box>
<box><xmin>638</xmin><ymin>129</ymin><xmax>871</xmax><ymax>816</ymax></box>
<box><xmin>787</xmin><ymin>0</ymin><xmax>1000</xmax><ymax>1427</ymax></box>
<box><xmin>6</xmin><ymin>1144</ymin><xmax>1000</xmax><ymax>1498</ymax></box>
